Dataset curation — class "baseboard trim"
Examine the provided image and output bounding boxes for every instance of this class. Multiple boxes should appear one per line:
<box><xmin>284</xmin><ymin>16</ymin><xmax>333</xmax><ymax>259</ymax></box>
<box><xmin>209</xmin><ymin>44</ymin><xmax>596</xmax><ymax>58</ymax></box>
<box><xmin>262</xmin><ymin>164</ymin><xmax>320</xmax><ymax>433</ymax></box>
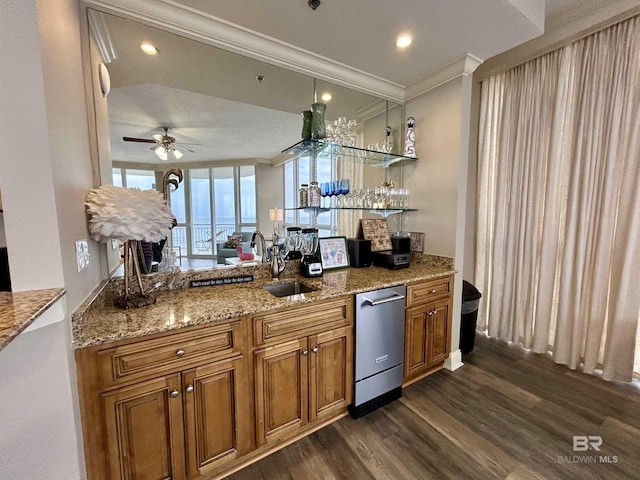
<box><xmin>444</xmin><ymin>349</ymin><xmax>464</xmax><ymax>371</ymax></box>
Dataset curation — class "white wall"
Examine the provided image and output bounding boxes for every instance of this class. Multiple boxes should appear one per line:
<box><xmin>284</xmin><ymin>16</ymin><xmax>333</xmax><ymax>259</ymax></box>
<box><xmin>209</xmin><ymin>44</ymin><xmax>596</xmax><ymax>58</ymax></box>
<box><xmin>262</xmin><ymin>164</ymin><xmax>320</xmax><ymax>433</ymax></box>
<box><xmin>39</xmin><ymin>0</ymin><xmax>104</xmax><ymax>311</ymax></box>
<box><xmin>0</xmin><ymin>0</ymin><xmax>65</xmax><ymax>292</ymax></box>
<box><xmin>0</xmin><ymin>302</ymin><xmax>84</xmax><ymax>480</ymax></box>
<box><xmin>0</xmin><ymin>0</ymin><xmax>95</xmax><ymax>478</ymax></box>
<box><xmin>402</xmin><ymin>79</ymin><xmax>462</xmax><ymax>257</ymax></box>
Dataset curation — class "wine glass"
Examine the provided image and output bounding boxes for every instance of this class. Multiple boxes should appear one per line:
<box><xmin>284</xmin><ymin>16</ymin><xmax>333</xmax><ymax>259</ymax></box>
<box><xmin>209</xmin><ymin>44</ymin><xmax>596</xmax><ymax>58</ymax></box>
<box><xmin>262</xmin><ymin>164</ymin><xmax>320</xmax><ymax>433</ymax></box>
<box><xmin>320</xmin><ymin>182</ymin><xmax>330</xmax><ymax>208</ymax></box>
<box><xmin>338</xmin><ymin>179</ymin><xmax>350</xmax><ymax>207</ymax></box>
<box><xmin>330</xmin><ymin>180</ymin><xmax>339</xmax><ymax>207</ymax></box>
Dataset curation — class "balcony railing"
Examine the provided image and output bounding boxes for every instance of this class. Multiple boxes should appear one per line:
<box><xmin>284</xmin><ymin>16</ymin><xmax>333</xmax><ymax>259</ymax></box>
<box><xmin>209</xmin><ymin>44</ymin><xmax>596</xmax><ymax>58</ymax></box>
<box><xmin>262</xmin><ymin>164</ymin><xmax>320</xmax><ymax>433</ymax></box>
<box><xmin>171</xmin><ymin>224</ymin><xmax>236</xmax><ymax>256</ymax></box>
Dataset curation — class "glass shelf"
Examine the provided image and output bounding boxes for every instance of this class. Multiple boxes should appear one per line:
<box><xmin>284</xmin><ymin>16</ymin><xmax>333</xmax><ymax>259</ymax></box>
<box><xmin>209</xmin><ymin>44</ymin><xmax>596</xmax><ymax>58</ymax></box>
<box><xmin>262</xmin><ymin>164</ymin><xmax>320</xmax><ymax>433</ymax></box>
<box><xmin>281</xmin><ymin>140</ymin><xmax>418</xmax><ymax>168</ymax></box>
<box><xmin>285</xmin><ymin>207</ymin><xmax>417</xmax><ymax>218</ymax></box>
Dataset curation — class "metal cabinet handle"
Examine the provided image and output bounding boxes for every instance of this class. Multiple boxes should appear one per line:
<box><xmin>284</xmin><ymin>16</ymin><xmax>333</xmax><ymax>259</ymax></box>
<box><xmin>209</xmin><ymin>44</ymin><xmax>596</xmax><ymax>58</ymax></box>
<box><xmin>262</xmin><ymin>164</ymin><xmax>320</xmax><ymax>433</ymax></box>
<box><xmin>363</xmin><ymin>293</ymin><xmax>405</xmax><ymax>306</ymax></box>
<box><xmin>430</xmin><ymin>289</ymin><xmax>437</xmax><ymax>294</ymax></box>
<box><xmin>176</xmin><ymin>349</ymin><xmax>185</xmax><ymax>357</ymax></box>
<box><xmin>312</xmin><ymin>346</ymin><xmax>318</xmax><ymax>353</ymax></box>
<box><xmin>170</xmin><ymin>389</ymin><xmax>179</xmax><ymax>398</ymax></box>
<box><xmin>302</xmin><ymin>350</ymin><xmax>309</xmax><ymax>356</ymax></box>
<box><xmin>186</xmin><ymin>385</ymin><xmax>194</xmax><ymax>393</ymax></box>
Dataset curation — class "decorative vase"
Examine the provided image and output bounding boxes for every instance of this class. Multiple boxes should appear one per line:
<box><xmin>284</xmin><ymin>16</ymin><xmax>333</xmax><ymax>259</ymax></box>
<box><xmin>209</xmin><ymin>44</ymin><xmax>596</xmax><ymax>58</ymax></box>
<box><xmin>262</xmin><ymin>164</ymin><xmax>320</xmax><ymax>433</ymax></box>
<box><xmin>310</xmin><ymin>102</ymin><xmax>327</xmax><ymax>140</ymax></box>
<box><xmin>404</xmin><ymin>116</ymin><xmax>416</xmax><ymax>157</ymax></box>
<box><xmin>301</xmin><ymin>110</ymin><xmax>312</xmax><ymax>140</ymax></box>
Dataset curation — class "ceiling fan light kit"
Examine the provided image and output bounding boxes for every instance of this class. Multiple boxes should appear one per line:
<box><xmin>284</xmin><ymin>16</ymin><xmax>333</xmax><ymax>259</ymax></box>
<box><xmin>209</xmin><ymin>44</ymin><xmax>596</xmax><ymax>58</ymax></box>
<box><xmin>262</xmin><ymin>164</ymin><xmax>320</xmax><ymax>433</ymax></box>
<box><xmin>123</xmin><ymin>127</ymin><xmax>198</xmax><ymax>161</ymax></box>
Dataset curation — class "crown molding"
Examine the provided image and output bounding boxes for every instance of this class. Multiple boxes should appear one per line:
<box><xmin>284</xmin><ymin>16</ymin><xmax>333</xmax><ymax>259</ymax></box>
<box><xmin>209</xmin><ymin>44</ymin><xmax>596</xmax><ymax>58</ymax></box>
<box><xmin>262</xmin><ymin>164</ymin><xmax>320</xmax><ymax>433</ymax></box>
<box><xmin>508</xmin><ymin>0</ymin><xmax>545</xmax><ymax>31</ymax></box>
<box><xmin>87</xmin><ymin>9</ymin><xmax>116</xmax><ymax>63</ymax></box>
<box><xmin>81</xmin><ymin>0</ymin><xmax>405</xmax><ymax>103</ymax></box>
<box><xmin>475</xmin><ymin>0</ymin><xmax>640</xmax><ymax>80</ymax></box>
<box><xmin>405</xmin><ymin>54</ymin><xmax>483</xmax><ymax>101</ymax></box>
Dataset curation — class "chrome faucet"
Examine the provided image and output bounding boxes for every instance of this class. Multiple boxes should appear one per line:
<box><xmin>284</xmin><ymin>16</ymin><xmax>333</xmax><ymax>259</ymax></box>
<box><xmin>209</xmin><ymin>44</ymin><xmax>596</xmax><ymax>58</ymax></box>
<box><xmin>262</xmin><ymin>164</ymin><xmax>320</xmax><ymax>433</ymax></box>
<box><xmin>270</xmin><ymin>233</ymin><xmax>286</xmax><ymax>279</ymax></box>
<box><xmin>250</xmin><ymin>231</ymin><xmax>268</xmax><ymax>262</ymax></box>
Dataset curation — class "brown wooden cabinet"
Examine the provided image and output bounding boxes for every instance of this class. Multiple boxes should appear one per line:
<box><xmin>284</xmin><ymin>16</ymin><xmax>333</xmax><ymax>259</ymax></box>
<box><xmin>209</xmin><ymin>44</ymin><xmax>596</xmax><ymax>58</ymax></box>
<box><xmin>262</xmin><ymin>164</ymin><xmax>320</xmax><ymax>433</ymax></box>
<box><xmin>77</xmin><ymin>319</ymin><xmax>250</xmax><ymax>480</ymax></box>
<box><xmin>404</xmin><ymin>276</ymin><xmax>453</xmax><ymax>384</ymax></box>
<box><xmin>182</xmin><ymin>355</ymin><xmax>251</xmax><ymax>478</ymax></box>
<box><xmin>252</xmin><ymin>297</ymin><xmax>353</xmax><ymax>447</ymax></box>
<box><xmin>77</xmin><ymin>295</ymin><xmax>355</xmax><ymax>479</ymax></box>
<box><xmin>102</xmin><ymin>374</ymin><xmax>186</xmax><ymax>480</ymax></box>
<box><xmin>309</xmin><ymin>326</ymin><xmax>352</xmax><ymax>422</ymax></box>
<box><xmin>254</xmin><ymin>337</ymin><xmax>309</xmax><ymax>445</ymax></box>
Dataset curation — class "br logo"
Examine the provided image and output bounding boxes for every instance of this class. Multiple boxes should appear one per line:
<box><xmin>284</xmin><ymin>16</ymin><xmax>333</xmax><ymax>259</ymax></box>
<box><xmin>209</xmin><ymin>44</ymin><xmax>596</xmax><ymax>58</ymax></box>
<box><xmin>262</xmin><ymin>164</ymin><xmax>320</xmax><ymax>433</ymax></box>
<box><xmin>573</xmin><ymin>435</ymin><xmax>602</xmax><ymax>452</ymax></box>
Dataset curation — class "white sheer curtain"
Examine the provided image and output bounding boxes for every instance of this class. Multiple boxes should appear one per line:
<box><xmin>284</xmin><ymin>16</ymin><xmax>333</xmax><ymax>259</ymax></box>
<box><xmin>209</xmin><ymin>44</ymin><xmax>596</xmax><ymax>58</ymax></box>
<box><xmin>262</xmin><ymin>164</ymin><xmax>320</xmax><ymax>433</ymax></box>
<box><xmin>476</xmin><ymin>16</ymin><xmax>640</xmax><ymax>382</ymax></box>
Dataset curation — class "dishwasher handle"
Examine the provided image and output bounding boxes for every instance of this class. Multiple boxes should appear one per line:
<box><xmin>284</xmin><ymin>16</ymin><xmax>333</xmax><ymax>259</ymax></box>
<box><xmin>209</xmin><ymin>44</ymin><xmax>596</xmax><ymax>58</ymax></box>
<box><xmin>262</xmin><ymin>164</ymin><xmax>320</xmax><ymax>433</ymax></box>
<box><xmin>362</xmin><ymin>293</ymin><xmax>405</xmax><ymax>306</ymax></box>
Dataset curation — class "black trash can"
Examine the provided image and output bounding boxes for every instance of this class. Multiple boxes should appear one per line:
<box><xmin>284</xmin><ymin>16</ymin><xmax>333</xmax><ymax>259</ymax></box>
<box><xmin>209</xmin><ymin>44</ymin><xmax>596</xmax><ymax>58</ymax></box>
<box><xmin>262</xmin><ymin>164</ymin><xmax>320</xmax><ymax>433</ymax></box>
<box><xmin>460</xmin><ymin>280</ymin><xmax>482</xmax><ymax>355</ymax></box>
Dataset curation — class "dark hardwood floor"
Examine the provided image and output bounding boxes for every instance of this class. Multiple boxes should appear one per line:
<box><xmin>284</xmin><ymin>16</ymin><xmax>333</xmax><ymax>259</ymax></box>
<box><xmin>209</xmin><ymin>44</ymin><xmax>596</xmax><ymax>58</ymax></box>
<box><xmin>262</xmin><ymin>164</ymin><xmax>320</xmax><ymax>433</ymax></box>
<box><xmin>227</xmin><ymin>334</ymin><xmax>640</xmax><ymax>480</ymax></box>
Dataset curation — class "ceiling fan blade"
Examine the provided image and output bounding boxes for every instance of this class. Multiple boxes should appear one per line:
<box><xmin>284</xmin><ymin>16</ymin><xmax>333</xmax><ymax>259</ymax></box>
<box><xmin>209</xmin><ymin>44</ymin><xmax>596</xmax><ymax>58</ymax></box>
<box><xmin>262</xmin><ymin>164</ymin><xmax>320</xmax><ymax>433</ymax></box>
<box><xmin>174</xmin><ymin>142</ymin><xmax>201</xmax><ymax>146</ymax></box>
<box><xmin>175</xmin><ymin>145</ymin><xmax>196</xmax><ymax>153</ymax></box>
<box><xmin>123</xmin><ymin>136</ymin><xmax>156</xmax><ymax>143</ymax></box>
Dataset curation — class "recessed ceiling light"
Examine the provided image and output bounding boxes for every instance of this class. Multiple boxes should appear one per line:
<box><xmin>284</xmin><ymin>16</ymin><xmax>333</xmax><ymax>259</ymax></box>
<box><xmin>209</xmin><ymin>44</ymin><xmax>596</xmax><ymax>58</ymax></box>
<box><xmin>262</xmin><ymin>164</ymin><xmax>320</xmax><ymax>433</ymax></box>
<box><xmin>321</xmin><ymin>92</ymin><xmax>332</xmax><ymax>102</ymax></box>
<box><xmin>140</xmin><ymin>43</ymin><xmax>158</xmax><ymax>55</ymax></box>
<box><xmin>395</xmin><ymin>35</ymin><xmax>412</xmax><ymax>49</ymax></box>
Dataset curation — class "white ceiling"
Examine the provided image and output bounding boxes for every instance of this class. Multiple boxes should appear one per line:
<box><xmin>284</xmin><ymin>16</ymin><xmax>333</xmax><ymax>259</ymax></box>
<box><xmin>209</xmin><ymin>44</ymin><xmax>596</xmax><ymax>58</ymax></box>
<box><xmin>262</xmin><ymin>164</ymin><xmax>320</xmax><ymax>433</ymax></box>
<box><xmin>175</xmin><ymin>0</ymin><xmax>550</xmax><ymax>86</ymax></box>
<box><xmin>99</xmin><ymin>0</ymin><xmax>588</xmax><ymax>165</ymax></box>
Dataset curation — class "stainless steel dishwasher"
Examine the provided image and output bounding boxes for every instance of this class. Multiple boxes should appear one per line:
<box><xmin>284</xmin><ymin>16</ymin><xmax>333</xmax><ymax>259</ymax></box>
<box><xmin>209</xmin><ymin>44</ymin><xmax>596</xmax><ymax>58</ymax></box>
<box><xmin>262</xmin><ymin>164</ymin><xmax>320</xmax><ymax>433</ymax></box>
<box><xmin>349</xmin><ymin>285</ymin><xmax>406</xmax><ymax>418</ymax></box>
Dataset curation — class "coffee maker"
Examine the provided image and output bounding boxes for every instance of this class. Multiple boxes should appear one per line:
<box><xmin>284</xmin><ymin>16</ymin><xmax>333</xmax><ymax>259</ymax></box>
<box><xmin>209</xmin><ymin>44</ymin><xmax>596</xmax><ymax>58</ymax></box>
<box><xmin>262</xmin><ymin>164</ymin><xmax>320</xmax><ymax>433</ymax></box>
<box><xmin>300</xmin><ymin>228</ymin><xmax>323</xmax><ymax>277</ymax></box>
<box><xmin>284</xmin><ymin>226</ymin><xmax>302</xmax><ymax>260</ymax></box>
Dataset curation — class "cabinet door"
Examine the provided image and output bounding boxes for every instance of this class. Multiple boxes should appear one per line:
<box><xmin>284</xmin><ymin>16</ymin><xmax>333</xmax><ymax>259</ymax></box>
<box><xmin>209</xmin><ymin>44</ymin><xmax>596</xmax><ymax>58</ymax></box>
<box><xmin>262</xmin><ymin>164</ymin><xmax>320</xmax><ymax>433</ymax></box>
<box><xmin>183</xmin><ymin>354</ymin><xmax>251</xmax><ymax>479</ymax></box>
<box><xmin>427</xmin><ymin>297</ymin><xmax>451</xmax><ymax>367</ymax></box>
<box><xmin>308</xmin><ymin>326</ymin><xmax>353</xmax><ymax>422</ymax></box>
<box><xmin>102</xmin><ymin>374</ymin><xmax>186</xmax><ymax>480</ymax></box>
<box><xmin>404</xmin><ymin>304</ymin><xmax>429</xmax><ymax>379</ymax></box>
<box><xmin>254</xmin><ymin>338</ymin><xmax>308</xmax><ymax>446</ymax></box>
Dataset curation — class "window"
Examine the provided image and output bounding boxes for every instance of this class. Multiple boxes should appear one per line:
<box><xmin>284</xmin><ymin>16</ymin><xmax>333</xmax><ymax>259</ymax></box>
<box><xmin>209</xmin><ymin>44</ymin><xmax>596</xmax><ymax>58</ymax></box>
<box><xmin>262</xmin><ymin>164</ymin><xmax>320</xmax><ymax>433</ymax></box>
<box><xmin>169</xmin><ymin>166</ymin><xmax>257</xmax><ymax>258</ymax></box>
<box><xmin>112</xmin><ymin>168</ymin><xmax>156</xmax><ymax>190</ymax></box>
<box><xmin>239</xmin><ymin>165</ymin><xmax>256</xmax><ymax>229</ymax></box>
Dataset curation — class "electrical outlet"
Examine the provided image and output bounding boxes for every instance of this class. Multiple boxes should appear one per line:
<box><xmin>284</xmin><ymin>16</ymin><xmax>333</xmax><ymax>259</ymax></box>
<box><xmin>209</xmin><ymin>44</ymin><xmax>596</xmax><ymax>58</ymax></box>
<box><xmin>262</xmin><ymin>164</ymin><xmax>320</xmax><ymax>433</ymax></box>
<box><xmin>111</xmin><ymin>238</ymin><xmax>118</xmax><ymax>250</ymax></box>
<box><xmin>76</xmin><ymin>239</ymin><xmax>90</xmax><ymax>272</ymax></box>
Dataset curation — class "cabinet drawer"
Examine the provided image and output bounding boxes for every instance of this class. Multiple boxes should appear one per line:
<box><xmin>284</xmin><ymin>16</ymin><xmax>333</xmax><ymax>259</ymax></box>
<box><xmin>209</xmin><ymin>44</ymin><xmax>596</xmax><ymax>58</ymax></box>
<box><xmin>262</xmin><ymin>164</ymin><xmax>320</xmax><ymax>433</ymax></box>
<box><xmin>407</xmin><ymin>276</ymin><xmax>452</xmax><ymax>307</ymax></box>
<box><xmin>97</xmin><ymin>321</ymin><xmax>241</xmax><ymax>388</ymax></box>
<box><xmin>253</xmin><ymin>296</ymin><xmax>352</xmax><ymax>346</ymax></box>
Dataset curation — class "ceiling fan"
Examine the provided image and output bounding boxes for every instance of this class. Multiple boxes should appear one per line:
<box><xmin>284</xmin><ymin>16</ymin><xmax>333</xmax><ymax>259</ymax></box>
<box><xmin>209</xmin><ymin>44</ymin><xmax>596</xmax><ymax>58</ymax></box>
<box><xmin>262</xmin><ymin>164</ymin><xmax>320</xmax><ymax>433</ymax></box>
<box><xmin>123</xmin><ymin>127</ymin><xmax>199</xmax><ymax>161</ymax></box>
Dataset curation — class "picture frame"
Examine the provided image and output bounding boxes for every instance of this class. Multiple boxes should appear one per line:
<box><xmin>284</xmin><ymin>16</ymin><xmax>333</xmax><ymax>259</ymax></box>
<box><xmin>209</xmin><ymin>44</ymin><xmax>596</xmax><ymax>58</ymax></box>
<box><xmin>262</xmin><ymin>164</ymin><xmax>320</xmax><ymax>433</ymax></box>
<box><xmin>318</xmin><ymin>236</ymin><xmax>350</xmax><ymax>270</ymax></box>
<box><xmin>408</xmin><ymin>232</ymin><xmax>425</xmax><ymax>253</ymax></box>
<box><xmin>359</xmin><ymin>218</ymin><xmax>392</xmax><ymax>251</ymax></box>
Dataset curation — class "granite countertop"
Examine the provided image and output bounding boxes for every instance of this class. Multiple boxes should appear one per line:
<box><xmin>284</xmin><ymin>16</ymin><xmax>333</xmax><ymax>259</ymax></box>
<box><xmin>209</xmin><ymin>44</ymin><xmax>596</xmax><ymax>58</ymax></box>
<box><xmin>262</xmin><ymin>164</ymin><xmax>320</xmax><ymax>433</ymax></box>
<box><xmin>0</xmin><ymin>288</ymin><xmax>66</xmax><ymax>351</ymax></box>
<box><xmin>73</xmin><ymin>254</ymin><xmax>455</xmax><ymax>349</ymax></box>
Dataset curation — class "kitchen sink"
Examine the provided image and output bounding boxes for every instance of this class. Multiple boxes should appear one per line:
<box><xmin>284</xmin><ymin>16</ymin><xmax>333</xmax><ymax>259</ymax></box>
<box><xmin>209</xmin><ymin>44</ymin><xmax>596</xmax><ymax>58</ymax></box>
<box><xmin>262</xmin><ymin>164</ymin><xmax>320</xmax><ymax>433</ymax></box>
<box><xmin>263</xmin><ymin>280</ymin><xmax>317</xmax><ymax>298</ymax></box>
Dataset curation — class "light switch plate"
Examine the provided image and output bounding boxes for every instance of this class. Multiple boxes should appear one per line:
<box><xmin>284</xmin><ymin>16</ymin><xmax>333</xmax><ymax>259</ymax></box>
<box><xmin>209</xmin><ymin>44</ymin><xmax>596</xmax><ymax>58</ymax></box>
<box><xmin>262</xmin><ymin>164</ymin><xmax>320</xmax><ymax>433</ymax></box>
<box><xmin>76</xmin><ymin>239</ymin><xmax>90</xmax><ymax>272</ymax></box>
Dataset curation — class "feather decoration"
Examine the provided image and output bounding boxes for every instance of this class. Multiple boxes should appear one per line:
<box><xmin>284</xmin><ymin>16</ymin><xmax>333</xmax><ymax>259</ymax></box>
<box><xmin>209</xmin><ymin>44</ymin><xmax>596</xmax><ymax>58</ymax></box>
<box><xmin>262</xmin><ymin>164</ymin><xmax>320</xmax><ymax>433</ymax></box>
<box><xmin>85</xmin><ymin>185</ymin><xmax>174</xmax><ymax>242</ymax></box>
